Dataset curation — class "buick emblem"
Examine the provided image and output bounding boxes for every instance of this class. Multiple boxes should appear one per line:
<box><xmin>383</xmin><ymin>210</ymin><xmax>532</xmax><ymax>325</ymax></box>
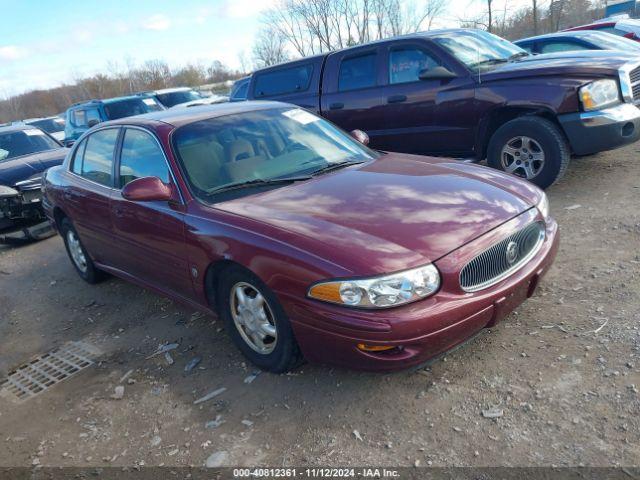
<box><xmin>505</xmin><ymin>241</ymin><xmax>518</xmax><ymax>265</ymax></box>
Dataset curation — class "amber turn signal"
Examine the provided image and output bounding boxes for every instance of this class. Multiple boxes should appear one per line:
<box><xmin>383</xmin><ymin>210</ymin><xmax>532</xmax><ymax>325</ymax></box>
<box><xmin>308</xmin><ymin>282</ymin><xmax>342</xmax><ymax>303</ymax></box>
<box><xmin>357</xmin><ymin>343</ymin><xmax>396</xmax><ymax>352</ymax></box>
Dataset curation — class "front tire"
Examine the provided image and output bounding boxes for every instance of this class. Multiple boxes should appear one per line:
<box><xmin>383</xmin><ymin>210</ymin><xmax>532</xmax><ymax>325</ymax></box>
<box><xmin>487</xmin><ymin>117</ymin><xmax>570</xmax><ymax>189</ymax></box>
<box><xmin>60</xmin><ymin>218</ymin><xmax>105</xmax><ymax>284</ymax></box>
<box><xmin>217</xmin><ymin>266</ymin><xmax>303</xmax><ymax>373</ymax></box>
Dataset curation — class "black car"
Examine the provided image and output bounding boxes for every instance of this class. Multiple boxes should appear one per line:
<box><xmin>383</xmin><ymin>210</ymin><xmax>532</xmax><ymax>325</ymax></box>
<box><xmin>0</xmin><ymin>125</ymin><xmax>67</xmax><ymax>234</ymax></box>
<box><xmin>515</xmin><ymin>30</ymin><xmax>640</xmax><ymax>55</ymax></box>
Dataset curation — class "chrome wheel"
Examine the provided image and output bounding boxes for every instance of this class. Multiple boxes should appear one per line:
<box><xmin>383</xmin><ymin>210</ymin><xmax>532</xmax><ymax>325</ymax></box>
<box><xmin>230</xmin><ymin>282</ymin><xmax>277</xmax><ymax>354</ymax></box>
<box><xmin>66</xmin><ymin>230</ymin><xmax>87</xmax><ymax>273</ymax></box>
<box><xmin>500</xmin><ymin>136</ymin><xmax>545</xmax><ymax>179</ymax></box>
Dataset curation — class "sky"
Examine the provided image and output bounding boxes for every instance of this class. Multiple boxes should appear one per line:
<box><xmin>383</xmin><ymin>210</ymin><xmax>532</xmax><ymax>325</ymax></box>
<box><xmin>0</xmin><ymin>0</ymin><xmax>530</xmax><ymax>96</ymax></box>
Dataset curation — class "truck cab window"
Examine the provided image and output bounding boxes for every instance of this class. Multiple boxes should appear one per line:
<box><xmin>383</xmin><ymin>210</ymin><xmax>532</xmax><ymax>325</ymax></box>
<box><xmin>389</xmin><ymin>48</ymin><xmax>442</xmax><ymax>84</ymax></box>
<box><xmin>338</xmin><ymin>53</ymin><xmax>377</xmax><ymax>91</ymax></box>
<box><xmin>254</xmin><ymin>65</ymin><xmax>313</xmax><ymax>97</ymax></box>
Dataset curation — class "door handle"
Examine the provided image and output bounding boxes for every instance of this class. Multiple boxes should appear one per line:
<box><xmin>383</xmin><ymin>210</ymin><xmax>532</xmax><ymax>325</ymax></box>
<box><xmin>329</xmin><ymin>102</ymin><xmax>344</xmax><ymax>110</ymax></box>
<box><xmin>387</xmin><ymin>95</ymin><xmax>407</xmax><ymax>104</ymax></box>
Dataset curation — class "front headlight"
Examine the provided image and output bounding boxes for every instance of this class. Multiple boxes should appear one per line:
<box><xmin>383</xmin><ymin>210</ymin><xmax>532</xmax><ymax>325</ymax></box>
<box><xmin>308</xmin><ymin>264</ymin><xmax>440</xmax><ymax>309</ymax></box>
<box><xmin>536</xmin><ymin>193</ymin><xmax>550</xmax><ymax>220</ymax></box>
<box><xmin>0</xmin><ymin>185</ymin><xmax>19</xmax><ymax>198</ymax></box>
<box><xmin>579</xmin><ymin>79</ymin><xmax>620</xmax><ymax>111</ymax></box>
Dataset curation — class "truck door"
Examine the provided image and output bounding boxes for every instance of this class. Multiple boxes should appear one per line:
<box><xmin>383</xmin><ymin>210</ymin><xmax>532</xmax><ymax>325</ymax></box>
<box><xmin>320</xmin><ymin>47</ymin><xmax>385</xmax><ymax>135</ymax></box>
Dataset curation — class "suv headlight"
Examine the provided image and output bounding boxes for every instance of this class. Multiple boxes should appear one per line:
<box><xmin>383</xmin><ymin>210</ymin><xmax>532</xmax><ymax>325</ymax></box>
<box><xmin>536</xmin><ymin>193</ymin><xmax>550</xmax><ymax>220</ymax></box>
<box><xmin>0</xmin><ymin>185</ymin><xmax>19</xmax><ymax>198</ymax></box>
<box><xmin>579</xmin><ymin>79</ymin><xmax>620</xmax><ymax>111</ymax></box>
<box><xmin>308</xmin><ymin>264</ymin><xmax>440</xmax><ymax>309</ymax></box>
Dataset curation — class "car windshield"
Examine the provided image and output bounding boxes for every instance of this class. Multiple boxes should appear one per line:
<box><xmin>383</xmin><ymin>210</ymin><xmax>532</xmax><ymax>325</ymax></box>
<box><xmin>104</xmin><ymin>98</ymin><xmax>163</xmax><ymax>120</ymax></box>
<box><xmin>586</xmin><ymin>31</ymin><xmax>640</xmax><ymax>51</ymax></box>
<box><xmin>27</xmin><ymin>117</ymin><xmax>65</xmax><ymax>133</ymax></box>
<box><xmin>173</xmin><ymin>107</ymin><xmax>379</xmax><ymax>200</ymax></box>
<box><xmin>0</xmin><ymin>129</ymin><xmax>60</xmax><ymax>161</ymax></box>
<box><xmin>156</xmin><ymin>90</ymin><xmax>202</xmax><ymax>107</ymax></box>
<box><xmin>433</xmin><ymin>30</ymin><xmax>528</xmax><ymax>72</ymax></box>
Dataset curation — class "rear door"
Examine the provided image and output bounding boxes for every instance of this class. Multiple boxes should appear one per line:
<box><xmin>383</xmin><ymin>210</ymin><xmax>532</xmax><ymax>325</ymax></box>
<box><xmin>320</xmin><ymin>46</ymin><xmax>385</xmax><ymax>135</ymax></box>
<box><xmin>65</xmin><ymin>127</ymin><xmax>120</xmax><ymax>264</ymax></box>
<box><xmin>109</xmin><ymin>127</ymin><xmax>192</xmax><ymax>299</ymax></box>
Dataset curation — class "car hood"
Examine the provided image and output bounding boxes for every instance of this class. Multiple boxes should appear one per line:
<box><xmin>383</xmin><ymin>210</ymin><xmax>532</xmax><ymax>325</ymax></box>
<box><xmin>215</xmin><ymin>153</ymin><xmax>542</xmax><ymax>275</ymax></box>
<box><xmin>481</xmin><ymin>50</ymin><xmax>636</xmax><ymax>82</ymax></box>
<box><xmin>0</xmin><ymin>148</ymin><xmax>67</xmax><ymax>188</ymax></box>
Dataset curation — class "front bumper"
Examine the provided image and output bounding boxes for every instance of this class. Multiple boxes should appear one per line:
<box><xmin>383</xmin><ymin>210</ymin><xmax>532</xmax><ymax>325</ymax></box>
<box><xmin>0</xmin><ymin>187</ymin><xmax>46</xmax><ymax>232</ymax></box>
<box><xmin>282</xmin><ymin>209</ymin><xmax>559</xmax><ymax>372</ymax></box>
<box><xmin>559</xmin><ymin>102</ymin><xmax>640</xmax><ymax>156</ymax></box>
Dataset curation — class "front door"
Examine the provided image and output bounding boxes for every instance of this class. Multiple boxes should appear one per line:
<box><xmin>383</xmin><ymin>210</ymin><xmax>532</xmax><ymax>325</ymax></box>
<box><xmin>375</xmin><ymin>42</ymin><xmax>476</xmax><ymax>156</ymax></box>
<box><xmin>109</xmin><ymin>127</ymin><xmax>192</xmax><ymax>299</ymax></box>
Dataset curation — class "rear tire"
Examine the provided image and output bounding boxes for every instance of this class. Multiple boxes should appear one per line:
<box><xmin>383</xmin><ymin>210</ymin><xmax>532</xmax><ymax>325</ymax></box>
<box><xmin>217</xmin><ymin>265</ymin><xmax>303</xmax><ymax>373</ymax></box>
<box><xmin>60</xmin><ymin>218</ymin><xmax>105</xmax><ymax>284</ymax></box>
<box><xmin>487</xmin><ymin>116</ymin><xmax>570</xmax><ymax>189</ymax></box>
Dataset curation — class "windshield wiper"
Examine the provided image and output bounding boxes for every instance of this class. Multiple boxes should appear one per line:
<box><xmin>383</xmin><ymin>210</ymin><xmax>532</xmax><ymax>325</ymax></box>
<box><xmin>209</xmin><ymin>175</ymin><xmax>312</xmax><ymax>194</ymax></box>
<box><xmin>471</xmin><ymin>58</ymin><xmax>509</xmax><ymax>68</ymax></box>
<box><xmin>508</xmin><ymin>51</ymin><xmax>529</xmax><ymax>61</ymax></box>
<box><xmin>310</xmin><ymin>160</ymin><xmax>364</xmax><ymax>177</ymax></box>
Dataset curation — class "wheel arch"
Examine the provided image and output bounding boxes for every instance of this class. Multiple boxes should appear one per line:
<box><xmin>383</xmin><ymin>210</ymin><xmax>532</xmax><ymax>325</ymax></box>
<box><xmin>478</xmin><ymin>105</ymin><xmax>565</xmax><ymax>159</ymax></box>
<box><xmin>203</xmin><ymin>258</ymin><xmax>247</xmax><ymax>312</ymax></box>
<box><xmin>53</xmin><ymin>206</ymin><xmax>68</xmax><ymax>231</ymax></box>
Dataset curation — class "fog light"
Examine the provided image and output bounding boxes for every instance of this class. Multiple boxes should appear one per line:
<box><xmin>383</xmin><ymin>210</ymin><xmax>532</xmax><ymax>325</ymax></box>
<box><xmin>357</xmin><ymin>343</ymin><xmax>397</xmax><ymax>352</ymax></box>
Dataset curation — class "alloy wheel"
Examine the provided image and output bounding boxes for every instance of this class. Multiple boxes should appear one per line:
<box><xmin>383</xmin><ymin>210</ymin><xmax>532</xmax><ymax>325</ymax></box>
<box><xmin>230</xmin><ymin>281</ymin><xmax>278</xmax><ymax>354</ymax></box>
<box><xmin>500</xmin><ymin>136</ymin><xmax>545</xmax><ymax>179</ymax></box>
<box><xmin>66</xmin><ymin>230</ymin><xmax>88</xmax><ymax>273</ymax></box>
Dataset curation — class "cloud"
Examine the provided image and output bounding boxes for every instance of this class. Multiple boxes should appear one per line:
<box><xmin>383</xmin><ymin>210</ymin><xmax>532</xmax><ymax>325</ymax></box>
<box><xmin>142</xmin><ymin>14</ymin><xmax>171</xmax><ymax>31</ymax></box>
<box><xmin>0</xmin><ymin>45</ymin><xmax>27</xmax><ymax>61</ymax></box>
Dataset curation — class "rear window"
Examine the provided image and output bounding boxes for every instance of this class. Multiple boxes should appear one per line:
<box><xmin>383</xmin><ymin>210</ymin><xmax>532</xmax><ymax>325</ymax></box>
<box><xmin>339</xmin><ymin>53</ymin><xmax>377</xmax><ymax>91</ymax></box>
<box><xmin>253</xmin><ymin>64</ymin><xmax>313</xmax><ymax>97</ymax></box>
<box><xmin>104</xmin><ymin>98</ymin><xmax>161</xmax><ymax>120</ymax></box>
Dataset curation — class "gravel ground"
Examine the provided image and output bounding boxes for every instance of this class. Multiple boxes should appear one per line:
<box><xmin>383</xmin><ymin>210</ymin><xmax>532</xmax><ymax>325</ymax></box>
<box><xmin>0</xmin><ymin>145</ymin><xmax>639</xmax><ymax>469</ymax></box>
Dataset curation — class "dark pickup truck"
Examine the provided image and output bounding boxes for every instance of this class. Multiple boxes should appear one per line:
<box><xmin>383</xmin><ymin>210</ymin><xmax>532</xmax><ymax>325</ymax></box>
<box><xmin>245</xmin><ymin>29</ymin><xmax>640</xmax><ymax>188</ymax></box>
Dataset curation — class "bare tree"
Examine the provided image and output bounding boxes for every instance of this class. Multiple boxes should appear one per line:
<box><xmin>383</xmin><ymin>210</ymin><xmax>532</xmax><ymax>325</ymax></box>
<box><xmin>253</xmin><ymin>27</ymin><xmax>290</xmax><ymax>68</ymax></box>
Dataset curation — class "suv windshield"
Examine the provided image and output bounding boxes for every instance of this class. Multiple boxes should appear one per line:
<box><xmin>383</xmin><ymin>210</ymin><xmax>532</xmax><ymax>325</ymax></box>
<box><xmin>104</xmin><ymin>98</ymin><xmax>163</xmax><ymax>120</ymax></box>
<box><xmin>27</xmin><ymin>117</ymin><xmax>65</xmax><ymax>134</ymax></box>
<box><xmin>433</xmin><ymin>30</ymin><xmax>527</xmax><ymax>72</ymax></box>
<box><xmin>156</xmin><ymin>90</ymin><xmax>202</xmax><ymax>107</ymax></box>
<box><xmin>0</xmin><ymin>129</ymin><xmax>60</xmax><ymax>161</ymax></box>
<box><xmin>173</xmin><ymin>107</ymin><xmax>378</xmax><ymax>200</ymax></box>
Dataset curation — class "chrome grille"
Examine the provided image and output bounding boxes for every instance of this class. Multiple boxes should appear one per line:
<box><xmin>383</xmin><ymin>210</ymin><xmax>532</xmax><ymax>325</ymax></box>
<box><xmin>633</xmin><ymin>83</ymin><xmax>640</xmax><ymax>103</ymax></box>
<box><xmin>630</xmin><ymin>65</ymin><xmax>640</xmax><ymax>84</ymax></box>
<box><xmin>460</xmin><ymin>221</ymin><xmax>545</xmax><ymax>292</ymax></box>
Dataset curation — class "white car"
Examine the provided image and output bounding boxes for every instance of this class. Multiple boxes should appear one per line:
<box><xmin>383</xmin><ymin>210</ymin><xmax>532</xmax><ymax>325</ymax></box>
<box><xmin>23</xmin><ymin>116</ymin><xmax>66</xmax><ymax>142</ymax></box>
<box><xmin>565</xmin><ymin>16</ymin><xmax>640</xmax><ymax>41</ymax></box>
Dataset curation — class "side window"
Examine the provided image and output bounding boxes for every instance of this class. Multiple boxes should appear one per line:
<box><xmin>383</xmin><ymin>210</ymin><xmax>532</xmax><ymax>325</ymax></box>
<box><xmin>232</xmin><ymin>81</ymin><xmax>249</xmax><ymax>100</ymax></box>
<box><xmin>73</xmin><ymin>110</ymin><xmax>87</xmax><ymax>127</ymax></box>
<box><xmin>119</xmin><ymin>129</ymin><xmax>169</xmax><ymax>188</ymax></box>
<box><xmin>71</xmin><ymin>138</ymin><xmax>87</xmax><ymax>175</ymax></box>
<box><xmin>540</xmin><ymin>41</ymin><xmax>592</xmax><ymax>53</ymax></box>
<box><xmin>79</xmin><ymin>128</ymin><xmax>119</xmax><ymax>186</ymax></box>
<box><xmin>389</xmin><ymin>47</ymin><xmax>442</xmax><ymax>84</ymax></box>
<box><xmin>518</xmin><ymin>43</ymin><xmax>534</xmax><ymax>54</ymax></box>
<box><xmin>254</xmin><ymin>64</ymin><xmax>313</xmax><ymax>97</ymax></box>
<box><xmin>86</xmin><ymin>108</ymin><xmax>101</xmax><ymax>125</ymax></box>
<box><xmin>338</xmin><ymin>53</ymin><xmax>377</xmax><ymax>91</ymax></box>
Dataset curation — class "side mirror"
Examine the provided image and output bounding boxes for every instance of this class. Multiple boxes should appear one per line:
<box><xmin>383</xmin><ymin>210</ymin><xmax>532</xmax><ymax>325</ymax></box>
<box><xmin>87</xmin><ymin>119</ymin><xmax>100</xmax><ymax>128</ymax></box>
<box><xmin>122</xmin><ymin>176</ymin><xmax>174</xmax><ymax>202</ymax></box>
<box><xmin>419</xmin><ymin>66</ymin><xmax>457</xmax><ymax>81</ymax></box>
<box><xmin>350</xmin><ymin>129</ymin><xmax>369</xmax><ymax>146</ymax></box>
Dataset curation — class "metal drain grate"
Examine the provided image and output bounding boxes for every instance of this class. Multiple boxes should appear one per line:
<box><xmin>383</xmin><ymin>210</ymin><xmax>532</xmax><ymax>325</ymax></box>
<box><xmin>0</xmin><ymin>341</ymin><xmax>101</xmax><ymax>403</ymax></box>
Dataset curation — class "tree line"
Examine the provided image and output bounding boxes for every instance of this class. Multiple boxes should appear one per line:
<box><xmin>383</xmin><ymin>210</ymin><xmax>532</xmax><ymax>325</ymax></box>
<box><xmin>0</xmin><ymin>59</ymin><xmax>243</xmax><ymax>123</ymax></box>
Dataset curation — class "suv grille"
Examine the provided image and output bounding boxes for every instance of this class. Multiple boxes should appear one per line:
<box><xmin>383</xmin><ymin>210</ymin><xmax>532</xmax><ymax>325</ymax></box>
<box><xmin>629</xmin><ymin>65</ymin><xmax>640</xmax><ymax>102</ymax></box>
<box><xmin>460</xmin><ymin>221</ymin><xmax>545</xmax><ymax>292</ymax></box>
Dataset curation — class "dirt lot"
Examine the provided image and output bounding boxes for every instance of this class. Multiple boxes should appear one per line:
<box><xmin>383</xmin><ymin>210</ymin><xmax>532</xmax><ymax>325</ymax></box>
<box><xmin>0</xmin><ymin>145</ymin><xmax>639</xmax><ymax>470</ymax></box>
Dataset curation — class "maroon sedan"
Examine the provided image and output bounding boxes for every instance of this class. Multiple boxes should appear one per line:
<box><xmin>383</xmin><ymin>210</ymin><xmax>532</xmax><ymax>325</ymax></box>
<box><xmin>43</xmin><ymin>102</ymin><xmax>558</xmax><ymax>372</ymax></box>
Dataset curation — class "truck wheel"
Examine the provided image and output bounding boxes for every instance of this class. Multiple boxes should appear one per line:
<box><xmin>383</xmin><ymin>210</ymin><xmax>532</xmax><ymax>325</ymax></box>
<box><xmin>487</xmin><ymin>117</ymin><xmax>570</xmax><ymax>189</ymax></box>
<box><xmin>217</xmin><ymin>265</ymin><xmax>303</xmax><ymax>373</ymax></box>
<box><xmin>60</xmin><ymin>218</ymin><xmax>105</xmax><ymax>284</ymax></box>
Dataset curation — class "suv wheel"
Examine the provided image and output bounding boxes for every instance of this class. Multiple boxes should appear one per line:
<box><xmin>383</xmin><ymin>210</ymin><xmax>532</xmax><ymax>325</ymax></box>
<box><xmin>487</xmin><ymin>117</ymin><xmax>570</xmax><ymax>189</ymax></box>
<box><xmin>60</xmin><ymin>218</ymin><xmax>105</xmax><ymax>284</ymax></box>
<box><xmin>217</xmin><ymin>266</ymin><xmax>303</xmax><ymax>373</ymax></box>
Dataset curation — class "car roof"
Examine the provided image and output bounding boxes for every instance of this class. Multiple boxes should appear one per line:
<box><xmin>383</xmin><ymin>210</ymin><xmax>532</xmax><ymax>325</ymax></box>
<box><xmin>0</xmin><ymin>124</ymin><xmax>41</xmax><ymax>134</ymax></box>
<box><xmin>102</xmin><ymin>100</ymin><xmax>291</xmax><ymax>129</ymax></box>
<box><xmin>71</xmin><ymin>95</ymin><xmax>149</xmax><ymax>109</ymax></box>
<box><xmin>153</xmin><ymin>87</ymin><xmax>193</xmax><ymax>94</ymax></box>
<box><xmin>516</xmin><ymin>30</ymin><xmax>607</xmax><ymax>42</ymax></box>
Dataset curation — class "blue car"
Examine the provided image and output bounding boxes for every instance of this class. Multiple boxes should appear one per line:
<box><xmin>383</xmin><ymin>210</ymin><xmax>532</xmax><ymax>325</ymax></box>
<box><xmin>63</xmin><ymin>95</ymin><xmax>164</xmax><ymax>146</ymax></box>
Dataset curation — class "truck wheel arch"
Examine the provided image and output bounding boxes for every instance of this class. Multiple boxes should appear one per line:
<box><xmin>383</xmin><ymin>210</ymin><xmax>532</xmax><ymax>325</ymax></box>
<box><xmin>478</xmin><ymin>106</ymin><xmax>565</xmax><ymax>159</ymax></box>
